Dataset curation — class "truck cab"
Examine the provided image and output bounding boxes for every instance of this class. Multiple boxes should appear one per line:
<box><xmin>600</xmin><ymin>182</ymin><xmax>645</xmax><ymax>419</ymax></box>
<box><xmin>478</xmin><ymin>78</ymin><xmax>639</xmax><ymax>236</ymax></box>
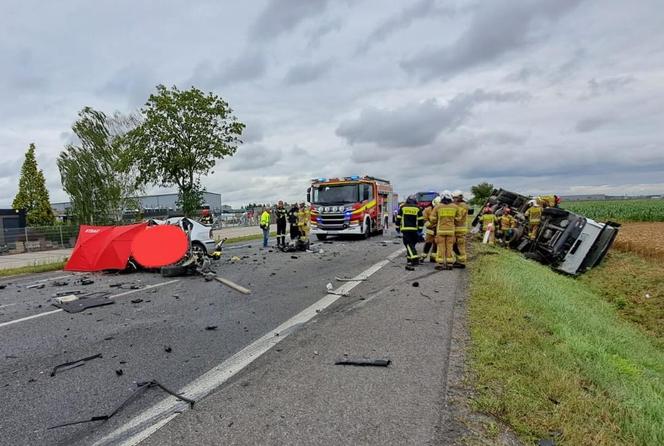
<box><xmin>308</xmin><ymin>176</ymin><xmax>393</xmax><ymax>240</ymax></box>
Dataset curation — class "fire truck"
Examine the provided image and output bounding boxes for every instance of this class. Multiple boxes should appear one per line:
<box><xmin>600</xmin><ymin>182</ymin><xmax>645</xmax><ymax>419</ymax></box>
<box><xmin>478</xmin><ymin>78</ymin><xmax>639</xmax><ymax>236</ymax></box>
<box><xmin>308</xmin><ymin>176</ymin><xmax>394</xmax><ymax>240</ymax></box>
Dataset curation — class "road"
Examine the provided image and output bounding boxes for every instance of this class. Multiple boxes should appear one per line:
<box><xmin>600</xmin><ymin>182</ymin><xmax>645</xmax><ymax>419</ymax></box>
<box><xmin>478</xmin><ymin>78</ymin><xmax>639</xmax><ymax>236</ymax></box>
<box><xmin>0</xmin><ymin>234</ymin><xmax>467</xmax><ymax>446</ymax></box>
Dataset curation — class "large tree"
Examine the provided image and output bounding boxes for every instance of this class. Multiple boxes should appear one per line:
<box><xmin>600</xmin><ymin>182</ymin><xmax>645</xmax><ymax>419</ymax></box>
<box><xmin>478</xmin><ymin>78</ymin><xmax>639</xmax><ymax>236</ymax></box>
<box><xmin>12</xmin><ymin>143</ymin><xmax>55</xmax><ymax>226</ymax></box>
<box><xmin>131</xmin><ymin>85</ymin><xmax>244</xmax><ymax>216</ymax></box>
<box><xmin>58</xmin><ymin>107</ymin><xmax>142</xmax><ymax>224</ymax></box>
<box><xmin>469</xmin><ymin>182</ymin><xmax>494</xmax><ymax>206</ymax></box>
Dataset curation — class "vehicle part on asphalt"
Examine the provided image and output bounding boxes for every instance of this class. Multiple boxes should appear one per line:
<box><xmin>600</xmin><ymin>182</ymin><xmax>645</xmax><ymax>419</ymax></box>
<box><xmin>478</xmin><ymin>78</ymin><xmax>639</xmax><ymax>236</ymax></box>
<box><xmin>80</xmin><ymin>278</ymin><xmax>94</xmax><ymax>285</ymax></box>
<box><xmin>53</xmin><ymin>294</ymin><xmax>80</xmax><ymax>304</ymax></box>
<box><xmin>334</xmin><ymin>356</ymin><xmax>391</xmax><ymax>367</ymax></box>
<box><xmin>47</xmin><ymin>379</ymin><xmax>194</xmax><ymax>430</ymax></box>
<box><xmin>52</xmin><ymin>281</ymin><xmax>69</xmax><ymax>286</ymax></box>
<box><xmin>26</xmin><ymin>283</ymin><xmax>45</xmax><ymax>289</ymax></box>
<box><xmin>205</xmin><ymin>325</ymin><xmax>218</xmax><ymax>330</ymax></box>
<box><xmin>164</xmin><ymin>345</ymin><xmax>172</xmax><ymax>353</ymax></box>
<box><xmin>335</xmin><ymin>277</ymin><xmax>367</xmax><ymax>282</ymax></box>
<box><xmin>160</xmin><ymin>264</ymin><xmax>191</xmax><ymax>277</ymax></box>
<box><xmin>214</xmin><ymin>276</ymin><xmax>251</xmax><ymax>295</ymax></box>
<box><xmin>50</xmin><ymin>353</ymin><xmax>102</xmax><ymax>377</ymax></box>
<box><xmin>130</xmin><ymin>298</ymin><xmax>143</xmax><ymax>304</ymax></box>
<box><xmin>53</xmin><ymin>290</ymin><xmax>83</xmax><ymax>297</ymax></box>
<box><xmin>131</xmin><ymin>224</ymin><xmax>189</xmax><ymax>268</ymax></box>
<box><xmin>52</xmin><ymin>292</ymin><xmax>113</xmax><ymax>313</ymax></box>
<box><xmin>412</xmin><ymin>281</ymin><xmax>419</xmax><ymax>287</ymax></box>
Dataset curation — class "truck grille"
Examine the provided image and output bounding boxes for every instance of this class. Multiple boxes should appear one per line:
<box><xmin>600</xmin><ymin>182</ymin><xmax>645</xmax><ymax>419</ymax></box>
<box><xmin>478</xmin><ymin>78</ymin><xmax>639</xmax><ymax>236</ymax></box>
<box><xmin>317</xmin><ymin>213</ymin><xmax>348</xmax><ymax>230</ymax></box>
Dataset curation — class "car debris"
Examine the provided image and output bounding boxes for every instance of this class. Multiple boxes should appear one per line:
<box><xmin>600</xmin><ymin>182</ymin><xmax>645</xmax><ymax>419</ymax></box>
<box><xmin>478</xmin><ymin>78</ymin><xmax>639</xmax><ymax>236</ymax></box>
<box><xmin>52</xmin><ymin>280</ymin><xmax>70</xmax><ymax>287</ymax></box>
<box><xmin>26</xmin><ymin>283</ymin><xmax>45</xmax><ymax>290</ymax></box>
<box><xmin>48</xmin><ymin>379</ymin><xmax>194</xmax><ymax>429</ymax></box>
<box><xmin>51</xmin><ymin>292</ymin><xmax>113</xmax><ymax>313</ymax></box>
<box><xmin>334</xmin><ymin>356</ymin><xmax>391</xmax><ymax>367</ymax></box>
<box><xmin>205</xmin><ymin>325</ymin><xmax>218</xmax><ymax>330</ymax></box>
<box><xmin>53</xmin><ymin>290</ymin><xmax>83</xmax><ymax>298</ymax></box>
<box><xmin>214</xmin><ymin>276</ymin><xmax>251</xmax><ymax>295</ymax></box>
<box><xmin>164</xmin><ymin>345</ymin><xmax>172</xmax><ymax>353</ymax></box>
<box><xmin>130</xmin><ymin>298</ymin><xmax>143</xmax><ymax>304</ymax></box>
<box><xmin>335</xmin><ymin>276</ymin><xmax>366</xmax><ymax>282</ymax></box>
<box><xmin>50</xmin><ymin>353</ymin><xmax>102</xmax><ymax>377</ymax></box>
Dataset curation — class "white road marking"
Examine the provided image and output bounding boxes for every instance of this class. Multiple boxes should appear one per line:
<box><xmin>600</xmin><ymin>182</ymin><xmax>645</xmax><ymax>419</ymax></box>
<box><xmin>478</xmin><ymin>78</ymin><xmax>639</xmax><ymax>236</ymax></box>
<box><xmin>94</xmin><ymin>247</ymin><xmax>405</xmax><ymax>446</ymax></box>
<box><xmin>0</xmin><ymin>280</ymin><xmax>179</xmax><ymax>329</ymax></box>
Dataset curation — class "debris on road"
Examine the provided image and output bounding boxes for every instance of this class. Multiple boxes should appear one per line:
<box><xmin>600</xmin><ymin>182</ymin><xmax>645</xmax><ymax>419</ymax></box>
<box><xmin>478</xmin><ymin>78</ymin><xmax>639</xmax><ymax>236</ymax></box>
<box><xmin>50</xmin><ymin>353</ymin><xmax>102</xmax><ymax>377</ymax></box>
<box><xmin>130</xmin><ymin>298</ymin><xmax>143</xmax><ymax>304</ymax></box>
<box><xmin>335</xmin><ymin>276</ymin><xmax>366</xmax><ymax>282</ymax></box>
<box><xmin>79</xmin><ymin>278</ymin><xmax>94</xmax><ymax>286</ymax></box>
<box><xmin>52</xmin><ymin>292</ymin><xmax>113</xmax><ymax>313</ymax></box>
<box><xmin>205</xmin><ymin>325</ymin><xmax>218</xmax><ymax>330</ymax></box>
<box><xmin>26</xmin><ymin>283</ymin><xmax>45</xmax><ymax>290</ymax></box>
<box><xmin>412</xmin><ymin>281</ymin><xmax>420</xmax><ymax>287</ymax></box>
<box><xmin>164</xmin><ymin>345</ymin><xmax>172</xmax><ymax>353</ymax></box>
<box><xmin>334</xmin><ymin>356</ymin><xmax>391</xmax><ymax>367</ymax></box>
<box><xmin>52</xmin><ymin>280</ymin><xmax>70</xmax><ymax>287</ymax></box>
<box><xmin>115</xmin><ymin>369</ymin><xmax>124</xmax><ymax>376</ymax></box>
<box><xmin>53</xmin><ymin>294</ymin><xmax>80</xmax><ymax>304</ymax></box>
<box><xmin>53</xmin><ymin>290</ymin><xmax>83</xmax><ymax>297</ymax></box>
<box><xmin>326</xmin><ymin>283</ymin><xmax>333</xmax><ymax>292</ymax></box>
<box><xmin>48</xmin><ymin>379</ymin><xmax>194</xmax><ymax>429</ymax></box>
<box><xmin>214</xmin><ymin>276</ymin><xmax>251</xmax><ymax>295</ymax></box>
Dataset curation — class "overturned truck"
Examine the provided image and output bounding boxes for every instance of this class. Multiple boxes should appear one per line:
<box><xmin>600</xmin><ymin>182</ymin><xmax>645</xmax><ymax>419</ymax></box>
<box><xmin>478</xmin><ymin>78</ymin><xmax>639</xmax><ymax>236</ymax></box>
<box><xmin>473</xmin><ymin>188</ymin><xmax>620</xmax><ymax>275</ymax></box>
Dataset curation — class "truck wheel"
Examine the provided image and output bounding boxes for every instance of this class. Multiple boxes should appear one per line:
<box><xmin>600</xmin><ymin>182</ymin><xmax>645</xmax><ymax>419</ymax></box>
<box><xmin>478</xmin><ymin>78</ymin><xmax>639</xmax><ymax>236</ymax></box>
<box><xmin>362</xmin><ymin>220</ymin><xmax>371</xmax><ymax>239</ymax></box>
<box><xmin>316</xmin><ymin>234</ymin><xmax>327</xmax><ymax>241</ymax></box>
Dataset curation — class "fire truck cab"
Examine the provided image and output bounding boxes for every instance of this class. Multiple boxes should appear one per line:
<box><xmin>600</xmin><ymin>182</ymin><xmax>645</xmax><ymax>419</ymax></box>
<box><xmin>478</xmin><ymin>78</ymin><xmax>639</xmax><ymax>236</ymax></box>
<box><xmin>308</xmin><ymin>176</ymin><xmax>394</xmax><ymax>240</ymax></box>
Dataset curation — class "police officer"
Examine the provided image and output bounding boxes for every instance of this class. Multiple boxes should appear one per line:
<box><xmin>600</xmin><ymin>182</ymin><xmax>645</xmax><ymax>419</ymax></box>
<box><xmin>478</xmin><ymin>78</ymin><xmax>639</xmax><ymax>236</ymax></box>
<box><xmin>396</xmin><ymin>195</ymin><xmax>424</xmax><ymax>270</ymax></box>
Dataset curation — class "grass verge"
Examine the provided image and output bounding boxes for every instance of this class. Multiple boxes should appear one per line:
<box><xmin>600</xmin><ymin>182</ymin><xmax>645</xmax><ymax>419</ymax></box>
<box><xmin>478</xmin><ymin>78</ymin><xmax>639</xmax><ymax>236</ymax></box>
<box><xmin>468</xmin><ymin>244</ymin><xmax>664</xmax><ymax>445</ymax></box>
<box><xmin>218</xmin><ymin>232</ymin><xmax>278</xmax><ymax>245</ymax></box>
<box><xmin>0</xmin><ymin>260</ymin><xmax>67</xmax><ymax>278</ymax></box>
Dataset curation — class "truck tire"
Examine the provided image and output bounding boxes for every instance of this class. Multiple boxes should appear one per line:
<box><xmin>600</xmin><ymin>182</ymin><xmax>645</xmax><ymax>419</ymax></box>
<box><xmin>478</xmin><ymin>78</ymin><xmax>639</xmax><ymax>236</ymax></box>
<box><xmin>161</xmin><ymin>264</ymin><xmax>189</xmax><ymax>277</ymax></box>
<box><xmin>316</xmin><ymin>234</ymin><xmax>327</xmax><ymax>241</ymax></box>
<box><xmin>362</xmin><ymin>219</ymin><xmax>371</xmax><ymax>239</ymax></box>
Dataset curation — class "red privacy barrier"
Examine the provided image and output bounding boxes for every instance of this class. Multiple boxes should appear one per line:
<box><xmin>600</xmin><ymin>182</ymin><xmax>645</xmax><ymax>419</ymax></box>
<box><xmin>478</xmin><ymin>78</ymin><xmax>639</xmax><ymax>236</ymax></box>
<box><xmin>130</xmin><ymin>224</ymin><xmax>189</xmax><ymax>268</ymax></box>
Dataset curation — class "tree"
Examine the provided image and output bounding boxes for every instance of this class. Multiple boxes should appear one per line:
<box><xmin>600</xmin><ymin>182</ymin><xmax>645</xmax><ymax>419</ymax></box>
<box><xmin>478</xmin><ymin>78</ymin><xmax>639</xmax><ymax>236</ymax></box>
<box><xmin>470</xmin><ymin>182</ymin><xmax>494</xmax><ymax>206</ymax></box>
<box><xmin>12</xmin><ymin>143</ymin><xmax>55</xmax><ymax>226</ymax></box>
<box><xmin>131</xmin><ymin>85</ymin><xmax>244</xmax><ymax>216</ymax></box>
<box><xmin>58</xmin><ymin>107</ymin><xmax>142</xmax><ymax>224</ymax></box>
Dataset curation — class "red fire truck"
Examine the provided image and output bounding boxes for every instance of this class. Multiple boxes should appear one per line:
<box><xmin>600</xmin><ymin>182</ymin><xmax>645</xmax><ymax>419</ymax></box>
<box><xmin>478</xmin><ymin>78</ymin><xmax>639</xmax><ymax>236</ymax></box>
<box><xmin>308</xmin><ymin>176</ymin><xmax>394</xmax><ymax>240</ymax></box>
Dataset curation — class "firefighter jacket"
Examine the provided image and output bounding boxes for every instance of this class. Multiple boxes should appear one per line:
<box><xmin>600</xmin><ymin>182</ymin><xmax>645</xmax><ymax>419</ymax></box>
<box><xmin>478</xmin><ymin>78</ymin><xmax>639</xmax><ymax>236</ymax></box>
<box><xmin>537</xmin><ymin>195</ymin><xmax>557</xmax><ymax>208</ymax></box>
<box><xmin>499</xmin><ymin>214</ymin><xmax>516</xmax><ymax>230</ymax></box>
<box><xmin>396</xmin><ymin>204</ymin><xmax>424</xmax><ymax>232</ymax></box>
<box><xmin>288</xmin><ymin>206</ymin><xmax>299</xmax><ymax>225</ymax></box>
<box><xmin>275</xmin><ymin>206</ymin><xmax>287</xmax><ymax>224</ymax></box>
<box><xmin>481</xmin><ymin>213</ymin><xmax>496</xmax><ymax>232</ymax></box>
<box><xmin>454</xmin><ymin>201</ymin><xmax>469</xmax><ymax>235</ymax></box>
<box><xmin>525</xmin><ymin>205</ymin><xmax>542</xmax><ymax>225</ymax></box>
<box><xmin>297</xmin><ymin>208</ymin><xmax>311</xmax><ymax>227</ymax></box>
<box><xmin>260</xmin><ymin>210</ymin><xmax>271</xmax><ymax>229</ymax></box>
<box><xmin>422</xmin><ymin>206</ymin><xmax>435</xmax><ymax>235</ymax></box>
<box><xmin>430</xmin><ymin>203</ymin><xmax>459</xmax><ymax>236</ymax></box>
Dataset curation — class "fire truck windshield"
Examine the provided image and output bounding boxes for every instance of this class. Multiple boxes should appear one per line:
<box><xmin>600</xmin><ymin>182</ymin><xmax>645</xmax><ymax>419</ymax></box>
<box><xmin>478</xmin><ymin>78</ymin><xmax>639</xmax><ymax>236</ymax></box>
<box><xmin>312</xmin><ymin>184</ymin><xmax>359</xmax><ymax>204</ymax></box>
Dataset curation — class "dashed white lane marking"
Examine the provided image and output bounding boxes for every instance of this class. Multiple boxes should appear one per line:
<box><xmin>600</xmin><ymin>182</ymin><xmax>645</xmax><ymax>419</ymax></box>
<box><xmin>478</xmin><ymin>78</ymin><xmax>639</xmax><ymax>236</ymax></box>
<box><xmin>95</xmin><ymin>247</ymin><xmax>405</xmax><ymax>446</ymax></box>
<box><xmin>0</xmin><ymin>280</ymin><xmax>180</xmax><ymax>329</ymax></box>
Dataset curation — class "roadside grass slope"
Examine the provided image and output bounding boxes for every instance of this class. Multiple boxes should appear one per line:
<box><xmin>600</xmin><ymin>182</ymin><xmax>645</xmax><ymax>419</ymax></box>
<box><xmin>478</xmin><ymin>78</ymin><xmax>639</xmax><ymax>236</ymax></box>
<box><xmin>468</xmin><ymin>245</ymin><xmax>664</xmax><ymax>445</ymax></box>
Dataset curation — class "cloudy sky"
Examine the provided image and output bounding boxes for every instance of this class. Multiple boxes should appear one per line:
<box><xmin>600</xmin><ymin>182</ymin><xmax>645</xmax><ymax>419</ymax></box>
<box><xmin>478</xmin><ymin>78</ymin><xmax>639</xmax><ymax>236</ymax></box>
<box><xmin>1</xmin><ymin>0</ymin><xmax>663</xmax><ymax>207</ymax></box>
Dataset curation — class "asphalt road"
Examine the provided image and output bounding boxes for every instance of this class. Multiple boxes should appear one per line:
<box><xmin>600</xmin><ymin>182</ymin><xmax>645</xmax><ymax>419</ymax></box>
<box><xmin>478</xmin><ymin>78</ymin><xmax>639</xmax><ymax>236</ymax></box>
<box><xmin>0</xmin><ymin>233</ymin><xmax>437</xmax><ymax>446</ymax></box>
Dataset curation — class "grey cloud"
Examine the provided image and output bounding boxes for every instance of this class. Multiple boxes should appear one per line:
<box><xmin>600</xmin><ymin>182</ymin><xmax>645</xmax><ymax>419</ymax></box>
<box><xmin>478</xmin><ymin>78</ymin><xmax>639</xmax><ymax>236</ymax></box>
<box><xmin>401</xmin><ymin>0</ymin><xmax>584</xmax><ymax>80</ymax></box>
<box><xmin>96</xmin><ymin>65</ymin><xmax>155</xmax><ymax>106</ymax></box>
<box><xmin>242</xmin><ymin>123</ymin><xmax>264</xmax><ymax>143</ymax></box>
<box><xmin>227</xmin><ymin>145</ymin><xmax>282</xmax><ymax>171</ymax></box>
<box><xmin>584</xmin><ymin>75</ymin><xmax>636</xmax><ymax>98</ymax></box>
<box><xmin>284</xmin><ymin>60</ymin><xmax>332</xmax><ymax>85</ymax></box>
<box><xmin>250</xmin><ymin>0</ymin><xmax>331</xmax><ymax>40</ymax></box>
<box><xmin>356</xmin><ymin>0</ymin><xmax>453</xmax><ymax>54</ymax></box>
<box><xmin>306</xmin><ymin>19</ymin><xmax>343</xmax><ymax>49</ymax></box>
<box><xmin>336</xmin><ymin>89</ymin><xmax>528</xmax><ymax>148</ymax></box>
<box><xmin>216</xmin><ymin>51</ymin><xmax>267</xmax><ymax>85</ymax></box>
<box><xmin>575</xmin><ymin>116</ymin><xmax>611</xmax><ymax>133</ymax></box>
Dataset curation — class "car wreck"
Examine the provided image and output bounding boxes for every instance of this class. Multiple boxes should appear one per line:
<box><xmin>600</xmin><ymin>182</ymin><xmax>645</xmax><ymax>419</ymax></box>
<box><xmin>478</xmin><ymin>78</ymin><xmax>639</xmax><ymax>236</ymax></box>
<box><xmin>473</xmin><ymin>188</ymin><xmax>620</xmax><ymax>275</ymax></box>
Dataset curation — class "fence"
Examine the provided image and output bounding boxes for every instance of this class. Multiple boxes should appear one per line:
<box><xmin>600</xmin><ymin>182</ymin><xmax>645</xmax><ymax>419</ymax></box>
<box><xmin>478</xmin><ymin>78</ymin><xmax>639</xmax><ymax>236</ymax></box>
<box><xmin>0</xmin><ymin>225</ymin><xmax>80</xmax><ymax>255</ymax></box>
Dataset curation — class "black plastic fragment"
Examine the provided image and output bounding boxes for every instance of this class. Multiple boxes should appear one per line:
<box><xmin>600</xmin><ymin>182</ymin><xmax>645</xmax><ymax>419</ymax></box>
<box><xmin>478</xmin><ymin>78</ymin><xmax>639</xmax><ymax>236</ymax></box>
<box><xmin>412</xmin><ymin>281</ymin><xmax>419</xmax><ymax>287</ymax></box>
<box><xmin>205</xmin><ymin>325</ymin><xmax>218</xmax><ymax>330</ymax></box>
<box><xmin>50</xmin><ymin>353</ymin><xmax>102</xmax><ymax>377</ymax></box>
<box><xmin>52</xmin><ymin>292</ymin><xmax>113</xmax><ymax>313</ymax></box>
<box><xmin>335</xmin><ymin>356</ymin><xmax>391</xmax><ymax>367</ymax></box>
<box><xmin>115</xmin><ymin>369</ymin><xmax>123</xmax><ymax>376</ymax></box>
<box><xmin>164</xmin><ymin>345</ymin><xmax>172</xmax><ymax>353</ymax></box>
<box><xmin>80</xmin><ymin>278</ymin><xmax>94</xmax><ymax>285</ymax></box>
<box><xmin>130</xmin><ymin>298</ymin><xmax>143</xmax><ymax>304</ymax></box>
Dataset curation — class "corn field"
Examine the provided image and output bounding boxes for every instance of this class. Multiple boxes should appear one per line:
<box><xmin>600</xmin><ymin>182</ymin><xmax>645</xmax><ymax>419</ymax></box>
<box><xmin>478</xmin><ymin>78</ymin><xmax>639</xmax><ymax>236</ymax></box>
<box><xmin>563</xmin><ymin>199</ymin><xmax>664</xmax><ymax>222</ymax></box>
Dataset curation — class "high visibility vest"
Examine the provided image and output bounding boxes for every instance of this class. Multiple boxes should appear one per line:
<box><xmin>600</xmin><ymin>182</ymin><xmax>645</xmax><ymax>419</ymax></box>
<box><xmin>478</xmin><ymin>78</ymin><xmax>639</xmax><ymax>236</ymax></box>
<box><xmin>432</xmin><ymin>203</ymin><xmax>457</xmax><ymax>236</ymax></box>
<box><xmin>526</xmin><ymin>206</ymin><xmax>542</xmax><ymax>224</ymax></box>
<box><xmin>481</xmin><ymin>213</ymin><xmax>496</xmax><ymax>232</ymax></box>
<box><xmin>260</xmin><ymin>211</ymin><xmax>270</xmax><ymax>228</ymax></box>
<box><xmin>454</xmin><ymin>202</ymin><xmax>469</xmax><ymax>235</ymax></box>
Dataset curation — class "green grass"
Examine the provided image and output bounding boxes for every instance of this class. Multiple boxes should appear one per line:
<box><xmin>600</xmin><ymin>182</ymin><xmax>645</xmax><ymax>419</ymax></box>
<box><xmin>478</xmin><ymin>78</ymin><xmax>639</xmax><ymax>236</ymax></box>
<box><xmin>218</xmin><ymin>231</ymin><xmax>278</xmax><ymax>245</ymax></box>
<box><xmin>563</xmin><ymin>199</ymin><xmax>664</xmax><ymax>222</ymax></box>
<box><xmin>468</xmin><ymin>244</ymin><xmax>664</xmax><ymax>445</ymax></box>
<box><xmin>0</xmin><ymin>260</ymin><xmax>67</xmax><ymax>277</ymax></box>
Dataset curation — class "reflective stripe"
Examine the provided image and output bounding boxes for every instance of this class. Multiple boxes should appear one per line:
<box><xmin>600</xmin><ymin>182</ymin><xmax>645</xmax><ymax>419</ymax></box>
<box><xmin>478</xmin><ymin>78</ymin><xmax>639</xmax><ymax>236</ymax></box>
<box><xmin>455</xmin><ymin>228</ymin><xmax>468</xmax><ymax>234</ymax></box>
<box><xmin>439</xmin><ymin>208</ymin><xmax>456</xmax><ymax>217</ymax></box>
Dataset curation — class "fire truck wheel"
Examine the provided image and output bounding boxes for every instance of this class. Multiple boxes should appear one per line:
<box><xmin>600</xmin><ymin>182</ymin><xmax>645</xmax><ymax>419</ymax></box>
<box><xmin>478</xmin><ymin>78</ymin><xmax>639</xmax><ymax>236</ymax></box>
<box><xmin>362</xmin><ymin>219</ymin><xmax>371</xmax><ymax>239</ymax></box>
<box><xmin>316</xmin><ymin>234</ymin><xmax>327</xmax><ymax>241</ymax></box>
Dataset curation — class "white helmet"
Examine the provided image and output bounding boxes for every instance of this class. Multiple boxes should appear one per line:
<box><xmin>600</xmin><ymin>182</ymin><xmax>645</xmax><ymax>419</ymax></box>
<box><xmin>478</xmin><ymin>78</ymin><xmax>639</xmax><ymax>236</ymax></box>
<box><xmin>452</xmin><ymin>190</ymin><xmax>463</xmax><ymax>198</ymax></box>
<box><xmin>432</xmin><ymin>196</ymin><xmax>441</xmax><ymax>206</ymax></box>
<box><xmin>528</xmin><ymin>199</ymin><xmax>538</xmax><ymax>206</ymax></box>
<box><xmin>441</xmin><ymin>190</ymin><xmax>453</xmax><ymax>201</ymax></box>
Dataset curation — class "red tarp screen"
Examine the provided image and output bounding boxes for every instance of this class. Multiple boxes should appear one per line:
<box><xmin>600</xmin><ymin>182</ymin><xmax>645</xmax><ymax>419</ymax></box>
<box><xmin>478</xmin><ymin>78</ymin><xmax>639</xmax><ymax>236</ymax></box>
<box><xmin>130</xmin><ymin>224</ymin><xmax>189</xmax><ymax>268</ymax></box>
<box><xmin>65</xmin><ymin>223</ymin><xmax>148</xmax><ymax>272</ymax></box>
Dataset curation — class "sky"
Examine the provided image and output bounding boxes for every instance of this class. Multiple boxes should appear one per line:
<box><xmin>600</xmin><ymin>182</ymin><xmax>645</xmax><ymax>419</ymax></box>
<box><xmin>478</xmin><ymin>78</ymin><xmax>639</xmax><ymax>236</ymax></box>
<box><xmin>1</xmin><ymin>0</ymin><xmax>663</xmax><ymax>207</ymax></box>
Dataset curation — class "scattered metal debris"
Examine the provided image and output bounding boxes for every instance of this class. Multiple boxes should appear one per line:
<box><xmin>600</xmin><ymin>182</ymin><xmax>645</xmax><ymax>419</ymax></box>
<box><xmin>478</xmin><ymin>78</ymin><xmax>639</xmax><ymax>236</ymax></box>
<box><xmin>334</xmin><ymin>356</ymin><xmax>391</xmax><ymax>367</ymax></box>
<box><xmin>205</xmin><ymin>325</ymin><xmax>218</xmax><ymax>330</ymax></box>
<box><xmin>130</xmin><ymin>298</ymin><xmax>143</xmax><ymax>304</ymax></box>
<box><xmin>80</xmin><ymin>278</ymin><xmax>94</xmax><ymax>286</ymax></box>
<box><xmin>335</xmin><ymin>277</ymin><xmax>366</xmax><ymax>282</ymax></box>
<box><xmin>52</xmin><ymin>292</ymin><xmax>113</xmax><ymax>313</ymax></box>
<box><xmin>50</xmin><ymin>353</ymin><xmax>102</xmax><ymax>377</ymax></box>
<box><xmin>26</xmin><ymin>283</ymin><xmax>45</xmax><ymax>290</ymax></box>
<box><xmin>52</xmin><ymin>281</ymin><xmax>70</xmax><ymax>287</ymax></box>
<box><xmin>164</xmin><ymin>345</ymin><xmax>172</xmax><ymax>353</ymax></box>
<box><xmin>115</xmin><ymin>369</ymin><xmax>123</xmax><ymax>376</ymax></box>
<box><xmin>48</xmin><ymin>380</ymin><xmax>194</xmax><ymax>429</ymax></box>
<box><xmin>53</xmin><ymin>290</ymin><xmax>83</xmax><ymax>297</ymax></box>
<box><xmin>214</xmin><ymin>276</ymin><xmax>251</xmax><ymax>295</ymax></box>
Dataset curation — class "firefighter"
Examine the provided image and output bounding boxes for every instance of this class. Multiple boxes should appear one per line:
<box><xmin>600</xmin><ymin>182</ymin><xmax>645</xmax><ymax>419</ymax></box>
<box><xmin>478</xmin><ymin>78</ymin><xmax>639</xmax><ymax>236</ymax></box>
<box><xmin>430</xmin><ymin>190</ymin><xmax>459</xmax><ymax>270</ymax></box>
<box><xmin>525</xmin><ymin>199</ymin><xmax>542</xmax><ymax>240</ymax></box>
<box><xmin>297</xmin><ymin>202</ymin><xmax>311</xmax><ymax>242</ymax></box>
<box><xmin>421</xmin><ymin>196</ymin><xmax>440</xmax><ymax>262</ymax></box>
<box><xmin>480</xmin><ymin>207</ymin><xmax>496</xmax><ymax>245</ymax></box>
<box><xmin>497</xmin><ymin>207</ymin><xmax>516</xmax><ymax>245</ymax></box>
<box><xmin>274</xmin><ymin>201</ymin><xmax>288</xmax><ymax>248</ymax></box>
<box><xmin>452</xmin><ymin>190</ymin><xmax>468</xmax><ymax>268</ymax></box>
<box><xmin>396</xmin><ymin>195</ymin><xmax>424</xmax><ymax>270</ymax></box>
<box><xmin>288</xmin><ymin>203</ymin><xmax>300</xmax><ymax>241</ymax></box>
<box><xmin>537</xmin><ymin>195</ymin><xmax>560</xmax><ymax>208</ymax></box>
